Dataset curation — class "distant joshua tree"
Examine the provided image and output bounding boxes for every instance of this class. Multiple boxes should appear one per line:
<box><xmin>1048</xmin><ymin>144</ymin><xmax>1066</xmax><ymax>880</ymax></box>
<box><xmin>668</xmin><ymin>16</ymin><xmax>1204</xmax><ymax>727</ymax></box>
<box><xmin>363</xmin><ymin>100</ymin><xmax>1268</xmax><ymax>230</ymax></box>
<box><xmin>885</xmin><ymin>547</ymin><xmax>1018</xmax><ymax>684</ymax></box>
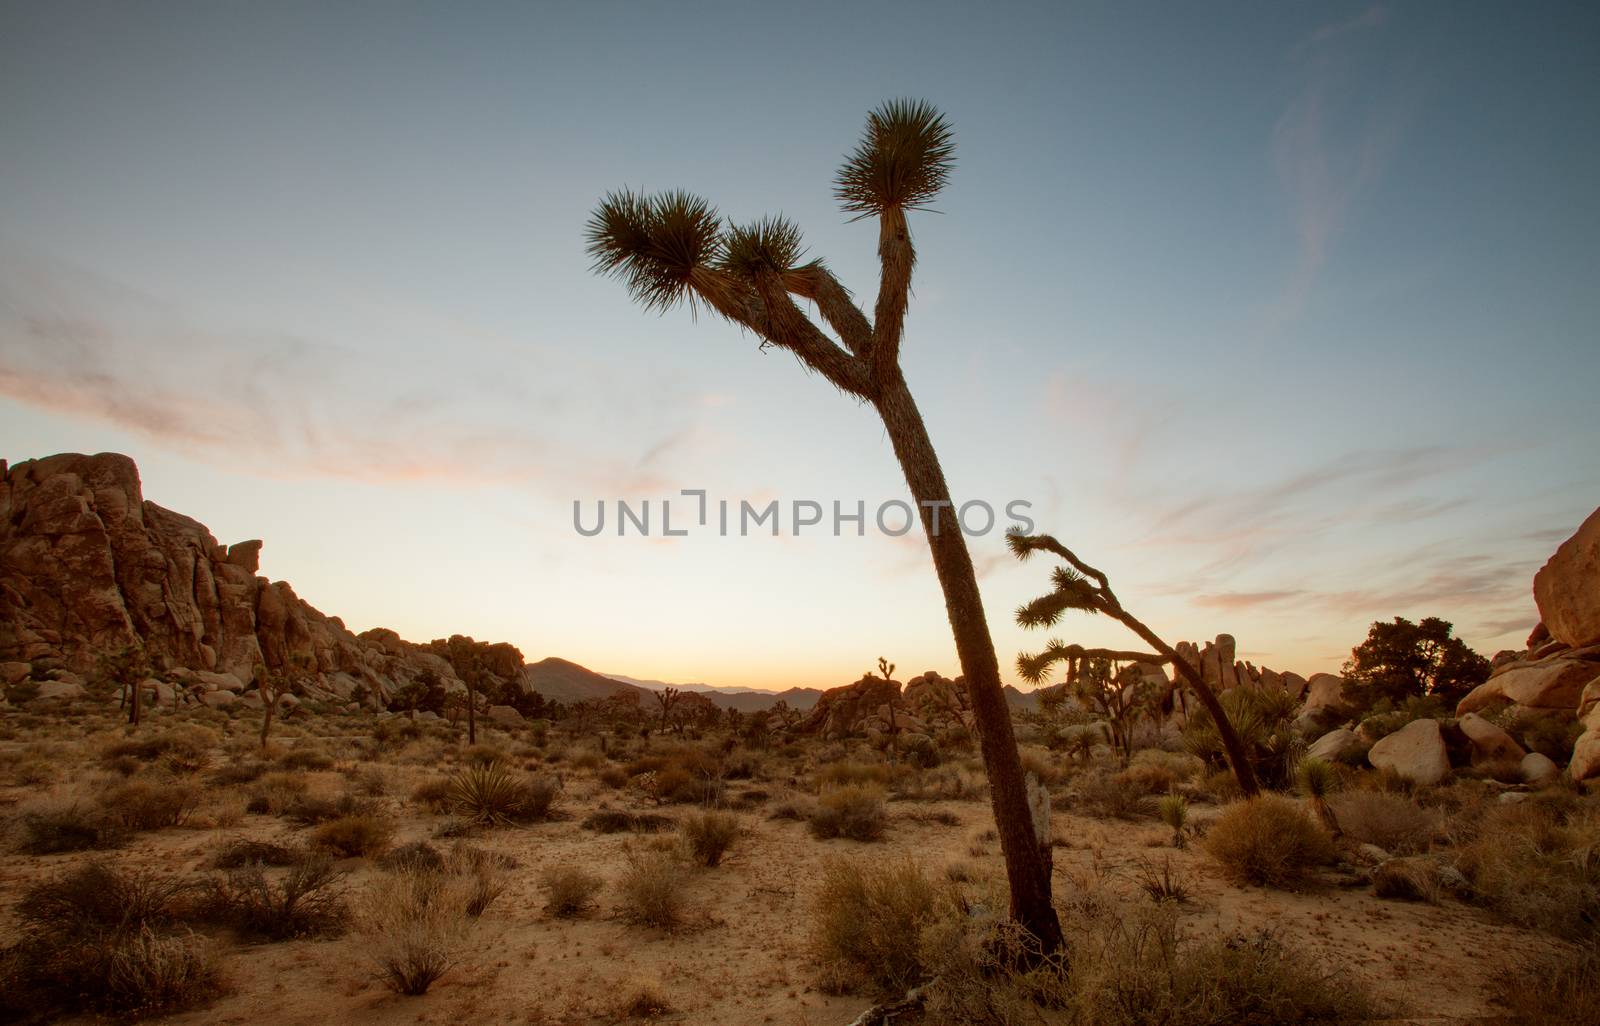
<box><xmin>1009</xmin><ymin>530</ymin><xmax>1260</xmax><ymax>796</ymax></box>
<box><xmin>586</xmin><ymin>100</ymin><xmax>1061</xmax><ymax>951</ymax></box>
<box><xmin>98</xmin><ymin>643</ymin><xmax>152</xmax><ymax>728</ymax></box>
<box><xmin>653</xmin><ymin>686</ymin><xmax>683</xmax><ymax>735</ymax></box>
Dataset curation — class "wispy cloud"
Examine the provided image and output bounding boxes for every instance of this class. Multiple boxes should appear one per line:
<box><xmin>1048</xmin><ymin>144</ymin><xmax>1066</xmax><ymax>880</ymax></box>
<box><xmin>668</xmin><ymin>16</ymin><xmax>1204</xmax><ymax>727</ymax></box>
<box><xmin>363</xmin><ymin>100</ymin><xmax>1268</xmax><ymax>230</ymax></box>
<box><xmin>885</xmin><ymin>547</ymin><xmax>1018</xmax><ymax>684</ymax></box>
<box><xmin>1261</xmin><ymin>4</ymin><xmax>1413</xmax><ymax>333</ymax></box>
<box><xmin>0</xmin><ymin>247</ymin><xmax>707</xmax><ymax>493</ymax></box>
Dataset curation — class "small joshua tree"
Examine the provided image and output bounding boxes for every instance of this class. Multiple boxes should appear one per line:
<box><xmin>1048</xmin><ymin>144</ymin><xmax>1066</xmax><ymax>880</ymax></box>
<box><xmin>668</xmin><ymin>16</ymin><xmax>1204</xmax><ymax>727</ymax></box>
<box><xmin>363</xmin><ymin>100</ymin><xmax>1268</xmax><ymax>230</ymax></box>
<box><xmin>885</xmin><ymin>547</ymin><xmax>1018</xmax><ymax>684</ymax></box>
<box><xmin>255</xmin><ymin>656</ymin><xmax>308</xmax><ymax>750</ymax></box>
<box><xmin>1009</xmin><ymin>530</ymin><xmax>1260</xmax><ymax>797</ymax></box>
<box><xmin>653</xmin><ymin>686</ymin><xmax>683</xmax><ymax>735</ymax></box>
<box><xmin>98</xmin><ymin>643</ymin><xmax>152</xmax><ymax>728</ymax></box>
<box><xmin>875</xmin><ymin>657</ymin><xmax>900</xmax><ymax>762</ymax></box>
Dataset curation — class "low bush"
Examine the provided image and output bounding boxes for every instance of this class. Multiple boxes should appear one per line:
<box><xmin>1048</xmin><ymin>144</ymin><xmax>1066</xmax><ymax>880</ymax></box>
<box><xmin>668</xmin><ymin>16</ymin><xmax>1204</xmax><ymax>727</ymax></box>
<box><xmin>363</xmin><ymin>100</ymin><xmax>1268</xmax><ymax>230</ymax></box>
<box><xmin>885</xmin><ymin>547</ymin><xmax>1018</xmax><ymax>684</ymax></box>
<box><xmin>284</xmin><ymin>792</ymin><xmax>378</xmax><ymax>826</ymax></box>
<box><xmin>14</xmin><ymin>801</ymin><xmax>123</xmax><ymax>853</ymax></box>
<box><xmin>211</xmin><ymin>838</ymin><xmax>303</xmax><ymax>869</ymax></box>
<box><xmin>582</xmin><ymin>810</ymin><xmax>676</xmax><ymax>834</ymax></box>
<box><xmin>1204</xmin><ymin>795</ymin><xmax>1334</xmax><ymax>888</ymax></box>
<box><xmin>1489</xmin><ymin>941</ymin><xmax>1600</xmax><ymax>1026</ymax></box>
<box><xmin>1452</xmin><ymin>802</ymin><xmax>1600</xmax><ymax>940</ymax></box>
<box><xmin>447</xmin><ymin>764</ymin><xmax>561</xmax><ymax>825</ymax></box>
<box><xmin>1075</xmin><ymin>769</ymin><xmax>1153</xmax><ymax>820</ymax></box>
<box><xmin>809</xmin><ymin>857</ymin><xmax>948</xmax><ymax>994</ymax></box>
<box><xmin>681</xmin><ymin>810</ymin><xmax>740</xmax><ymax>867</ymax></box>
<box><xmin>18</xmin><ymin>861</ymin><xmax>195</xmax><ymax>933</ymax></box>
<box><xmin>1329</xmin><ymin>791</ymin><xmax>1440</xmax><ymax>855</ymax></box>
<box><xmin>309</xmin><ymin>813</ymin><xmax>394</xmax><ymax>858</ymax></box>
<box><xmin>244</xmin><ymin>771</ymin><xmax>310</xmax><ymax>815</ymax></box>
<box><xmin>381</xmin><ymin>840</ymin><xmax>447</xmax><ymax>874</ymax></box>
<box><xmin>410</xmin><ymin>775</ymin><xmax>454</xmax><ymax>811</ymax></box>
<box><xmin>100</xmin><ymin>778</ymin><xmax>202</xmax><ymax>831</ymax></box>
<box><xmin>201</xmin><ymin>858</ymin><xmax>348</xmax><ymax>940</ymax></box>
<box><xmin>809</xmin><ymin>785</ymin><xmax>888</xmax><ymax>842</ymax></box>
<box><xmin>616</xmin><ymin>976</ymin><xmax>674</xmax><ymax>1018</ymax></box>
<box><xmin>360</xmin><ymin>868</ymin><xmax>476</xmax><ymax>995</ymax></box>
<box><xmin>278</xmin><ymin>746</ymin><xmax>336</xmax><ymax>771</ymax></box>
<box><xmin>541</xmin><ymin>864</ymin><xmax>604</xmax><ymax>917</ymax></box>
<box><xmin>617</xmin><ymin>848</ymin><xmax>687</xmax><ymax>929</ymax></box>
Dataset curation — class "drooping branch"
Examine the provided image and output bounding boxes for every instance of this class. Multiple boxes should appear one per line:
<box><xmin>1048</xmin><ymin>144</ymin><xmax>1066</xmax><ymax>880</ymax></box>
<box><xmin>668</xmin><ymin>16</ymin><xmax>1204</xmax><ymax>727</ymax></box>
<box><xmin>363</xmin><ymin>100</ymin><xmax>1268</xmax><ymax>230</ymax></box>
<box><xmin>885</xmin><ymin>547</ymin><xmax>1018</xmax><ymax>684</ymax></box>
<box><xmin>1008</xmin><ymin>530</ymin><xmax>1261</xmax><ymax>797</ymax></box>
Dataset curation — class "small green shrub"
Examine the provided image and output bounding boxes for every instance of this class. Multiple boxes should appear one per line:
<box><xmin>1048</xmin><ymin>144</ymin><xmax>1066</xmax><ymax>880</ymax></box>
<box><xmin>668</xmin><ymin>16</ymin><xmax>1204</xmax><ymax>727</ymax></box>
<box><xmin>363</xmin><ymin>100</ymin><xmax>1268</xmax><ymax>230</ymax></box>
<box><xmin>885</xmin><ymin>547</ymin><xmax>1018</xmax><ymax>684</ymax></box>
<box><xmin>681</xmin><ymin>810</ymin><xmax>740</xmax><ymax>867</ymax></box>
<box><xmin>809</xmin><ymin>785</ymin><xmax>888</xmax><ymax>842</ymax></box>
<box><xmin>1204</xmin><ymin>795</ymin><xmax>1334</xmax><ymax>888</ymax></box>
<box><xmin>809</xmin><ymin>857</ymin><xmax>948</xmax><ymax>994</ymax></box>
<box><xmin>540</xmin><ymin>864</ymin><xmax>604</xmax><ymax>917</ymax></box>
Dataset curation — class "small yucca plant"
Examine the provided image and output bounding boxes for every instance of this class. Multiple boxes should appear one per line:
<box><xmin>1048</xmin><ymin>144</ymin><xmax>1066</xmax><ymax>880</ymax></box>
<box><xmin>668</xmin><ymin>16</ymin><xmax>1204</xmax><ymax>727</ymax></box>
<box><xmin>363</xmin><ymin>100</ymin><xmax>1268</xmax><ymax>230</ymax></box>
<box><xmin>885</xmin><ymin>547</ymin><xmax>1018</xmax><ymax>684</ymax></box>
<box><xmin>447</xmin><ymin>764</ymin><xmax>523</xmax><ymax>826</ymax></box>
<box><xmin>1157</xmin><ymin>793</ymin><xmax>1189</xmax><ymax>849</ymax></box>
<box><xmin>1296</xmin><ymin>758</ymin><xmax>1342</xmax><ymax>836</ymax></box>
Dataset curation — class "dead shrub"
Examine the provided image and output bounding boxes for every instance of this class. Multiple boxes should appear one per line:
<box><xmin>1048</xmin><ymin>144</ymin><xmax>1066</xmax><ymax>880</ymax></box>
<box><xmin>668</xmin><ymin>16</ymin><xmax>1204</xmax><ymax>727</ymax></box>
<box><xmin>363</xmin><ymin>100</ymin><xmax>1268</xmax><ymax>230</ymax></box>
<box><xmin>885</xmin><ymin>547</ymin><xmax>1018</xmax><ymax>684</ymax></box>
<box><xmin>410</xmin><ymin>775</ymin><xmax>454</xmax><ymax>811</ymax></box>
<box><xmin>99</xmin><ymin>777</ymin><xmax>202</xmax><ymax>831</ymax></box>
<box><xmin>809</xmin><ymin>785</ymin><xmax>888</xmax><ymax>842</ymax></box>
<box><xmin>211</xmin><ymin>838</ymin><xmax>303</xmax><ymax>869</ymax></box>
<box><xmin>1204</xmin><ymin>795</ymin><xmax>1334</xmax><ymax>888</ymax></box>
<box><xmin>616</xmin><ymin>976</ymin><xmax>673</xmax><ymax>1018</ymax></box>
<box><xmin>1453</xmin><ymin>803</ymin><xmax>1600</xmax><ymax>939</ymax></box>
<box><xmin>14</xmin><ymin>800</ymin><xmax>123</xmax><ymax>853</ymax></box>
<box><xmin>809</xmin><ymin>856</ymin><xmax>949</xmax><ymax>994</ymax></box>
<box><xmin>1330</xmin><ymin>791</ymin><xmax>1441</xmax><ymax>854</ymax></box>
<box><xmin>582</xmin><ymin>809</ymin><xmax>676</xmax><ymax>834</ymax></box>
<box><xmin>4</xmin><ymin>925</ymin><xmax>225</xmax><ymax>1020</ymax></box>
<box><xmin>201</xmin><ymin>858</ymin><xmax>348</xmax><ymax>940</ymax></box>
<box><xmin>244</xmin><ymin>771</ymin><xmax>310</xmax><ymax>815</ymax></box>
<box><xmin>18</xmin><ymin>860</ymin><xmax>195</xmax><ymax>933</ymax></box>
<box><xmin>617</xmin><ymin>847</ymin><xmax>687</xmax><ymax>929</ymax></box>
<box><xmin>541</xmin><ymin>864</ymin><xmax>604</xmax><ymax>917</ymax></box>
<box><xmin>285</xmin><ymin>792</ymin><xmax>378</xmax><ymax>826</ymax></box>
<box><xmin>278</xmin><ymin>746</ymin><xmax>335</xmax><ymax>771</ymax></box>
<box><xmin>1075</xmin><ymin>769</ymin><xmax>1153</xmax><ymax>820</ymax></box>
<box><xmin>681</xmin><ymin>810</ymin><xmax>740</xmax><ymax>867</ymax></box>
<box><xmin>309</xmin><ymin>813</ymin><xmax>394</xmax><ymax>858</ymax></box>
<box><xmin>1489</xmin><ymin>941</ymin><xmax>1600</xmax><ymax>1026</ymax></box>
<box><xmin>360</xmin><ymin>868</ymin><xmax>477</xmax><ymax>995</ymax></box>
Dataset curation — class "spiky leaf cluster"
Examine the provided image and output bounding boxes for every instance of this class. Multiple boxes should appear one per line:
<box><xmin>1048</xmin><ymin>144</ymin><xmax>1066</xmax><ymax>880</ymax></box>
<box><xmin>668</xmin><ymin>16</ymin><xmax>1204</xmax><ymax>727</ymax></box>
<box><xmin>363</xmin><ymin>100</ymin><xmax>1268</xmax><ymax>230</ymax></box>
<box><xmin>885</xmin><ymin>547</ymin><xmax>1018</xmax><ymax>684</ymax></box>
<box><xmin>834</xmin><ymin>99</ymin><xmax>955</xmax><ymax>218</ymax></box>
<box><xmin>585</xmin><ymin>189</ymin><xmax>725</xmax><ymax>312</ymax></box>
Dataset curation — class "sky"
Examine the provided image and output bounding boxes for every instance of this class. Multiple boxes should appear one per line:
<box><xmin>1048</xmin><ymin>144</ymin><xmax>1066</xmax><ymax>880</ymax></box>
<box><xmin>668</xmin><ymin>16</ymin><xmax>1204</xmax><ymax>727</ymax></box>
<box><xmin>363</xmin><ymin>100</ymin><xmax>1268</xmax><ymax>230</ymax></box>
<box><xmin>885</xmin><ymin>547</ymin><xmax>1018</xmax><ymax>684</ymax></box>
<box><xmin>1</xmin><ymin>1</ymin><xmax>1596</xmax><ymax>691</ymax></box>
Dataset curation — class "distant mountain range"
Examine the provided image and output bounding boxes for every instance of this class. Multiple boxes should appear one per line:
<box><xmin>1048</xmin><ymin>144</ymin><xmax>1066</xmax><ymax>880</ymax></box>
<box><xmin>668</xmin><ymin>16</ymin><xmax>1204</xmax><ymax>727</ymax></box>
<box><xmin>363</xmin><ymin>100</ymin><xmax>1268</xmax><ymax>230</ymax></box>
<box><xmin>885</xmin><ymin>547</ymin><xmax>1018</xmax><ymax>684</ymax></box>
<box><xmin>604</xmin><ymin>673</ymin><xmax>824</xmax><ymax>712</ymax></box>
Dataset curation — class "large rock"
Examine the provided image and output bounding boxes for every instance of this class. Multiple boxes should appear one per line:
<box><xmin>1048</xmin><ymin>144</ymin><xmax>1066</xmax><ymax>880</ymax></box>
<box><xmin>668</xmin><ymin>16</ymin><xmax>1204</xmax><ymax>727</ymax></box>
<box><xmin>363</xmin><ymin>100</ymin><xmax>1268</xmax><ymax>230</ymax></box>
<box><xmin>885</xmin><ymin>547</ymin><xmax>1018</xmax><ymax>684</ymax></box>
<box><xmin>1533</xmin><ymin>506</ymin><xmax>1600</xmax><ymax>649</ymax></box>
<box><xmin>0</xmin><ymin>453</ymin><xmax>529</xmax><ymax>712</ymax></box>
<box><xmin>1519</xmin><ymin>751</ymin><xmax>1560</xmax><ymax>785</ymax></box>
<box><xmin>1297</xmin><ymin>673</ymin><xmax>1356</xmax><ymax>729</ymax></box>
<box><xmin>201</xmin><ymin>690</ymin><xmax>240</xmax><ymax>709</ymax></box>
<box><xmin>1571</xmin><ymin>731</ymin><xmax>1600</xmax><ymax>782</ymax></box>
<box><xmin>486</xmin><ymin>704</ymin><xmax>524</xmax><ymax>728</ymax></box>
<box><xmin>1456</xmin><ymin>656</ymin><xmax>1597</xmax><ymax>715</ymax></box>
<box><xmin>1368</xmin><ymin>718</ymin><xmax>1451</xmax><ymax>786</ymax></box>
<box><xmin>33</xmin><ymin>679</ymin><xmax>85</xmax><ymax>701</ymax></box>
<box><xmin>798</xmin><ymin>675</ymin><xmax>903</xmax><ymax>739</ymax></box>
<box><xmin>1307</xmin><ymin>727</ymin><xmax>1364</xmax><ymax>764</ymax></box>
<box><xmin>1457</xmin><ymin>712</ymin><xmax>1525</xmax><ymax>764</ymax></box>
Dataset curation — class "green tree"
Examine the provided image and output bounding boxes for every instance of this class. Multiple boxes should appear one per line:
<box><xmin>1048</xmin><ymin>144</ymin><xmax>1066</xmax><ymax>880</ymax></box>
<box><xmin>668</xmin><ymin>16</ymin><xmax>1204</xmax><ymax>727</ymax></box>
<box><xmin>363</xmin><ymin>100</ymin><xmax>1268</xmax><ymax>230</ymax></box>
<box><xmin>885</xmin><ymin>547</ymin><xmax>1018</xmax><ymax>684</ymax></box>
<box><xmin>585</xmin><ymin>100</ymin><xmax>1062</xmax><ymax>951</ymax></box>
<box><xmin>1342</xmin><ymin>616</ymin><xmax>1490</xmax><ymax>710</ymax></box>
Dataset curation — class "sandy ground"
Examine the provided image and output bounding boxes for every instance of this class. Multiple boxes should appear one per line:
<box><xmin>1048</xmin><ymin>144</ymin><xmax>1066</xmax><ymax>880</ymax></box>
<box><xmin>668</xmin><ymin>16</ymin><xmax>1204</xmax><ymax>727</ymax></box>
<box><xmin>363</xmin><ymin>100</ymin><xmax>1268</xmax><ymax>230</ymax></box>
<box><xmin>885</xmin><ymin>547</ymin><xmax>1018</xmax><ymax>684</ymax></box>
<box><xmin>0</xmin><ymin>723</ymin><xmax>1577</xmax><ymax>1026</ymax></box>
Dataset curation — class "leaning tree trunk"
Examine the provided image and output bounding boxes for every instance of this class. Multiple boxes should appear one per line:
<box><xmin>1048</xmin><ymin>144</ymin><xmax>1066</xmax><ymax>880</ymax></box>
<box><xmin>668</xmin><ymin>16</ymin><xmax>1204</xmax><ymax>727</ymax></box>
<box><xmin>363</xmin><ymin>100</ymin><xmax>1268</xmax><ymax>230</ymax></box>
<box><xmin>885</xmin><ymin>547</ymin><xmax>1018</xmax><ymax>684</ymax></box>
<box><xmin>875</xmin><ymin>374</ymin><xmax>1065</xmax><ymax>952</ymax></box>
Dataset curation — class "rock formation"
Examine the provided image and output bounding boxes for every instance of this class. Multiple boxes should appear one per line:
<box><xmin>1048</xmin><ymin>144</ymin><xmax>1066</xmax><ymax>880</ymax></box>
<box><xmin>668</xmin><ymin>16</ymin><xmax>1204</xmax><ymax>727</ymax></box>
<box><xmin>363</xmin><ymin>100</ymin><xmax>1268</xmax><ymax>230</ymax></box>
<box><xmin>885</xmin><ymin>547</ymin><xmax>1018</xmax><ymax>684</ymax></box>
<box><xmin>0</xmin><ymin>452</ymin><xmax>529</xmax><ymax>710</ymax></box>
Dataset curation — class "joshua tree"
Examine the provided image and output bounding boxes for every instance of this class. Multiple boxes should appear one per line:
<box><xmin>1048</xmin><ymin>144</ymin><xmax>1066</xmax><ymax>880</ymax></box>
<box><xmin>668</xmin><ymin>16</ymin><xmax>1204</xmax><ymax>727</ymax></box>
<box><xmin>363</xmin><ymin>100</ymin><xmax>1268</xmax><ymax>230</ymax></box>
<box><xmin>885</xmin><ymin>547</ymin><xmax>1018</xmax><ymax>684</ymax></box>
<box><xmin>586</xmin><ymin>100</ymin><xmax>1061</xmax><ymax>950</ymax></box>
<box><xmin>1009</xmin><ymin>530</ymin><xmax>1261</xmax><ymax>797</ymax></box>
<box><xmin>875</xmin><ymin>656</ymin><xmax>900</xmax><ymax>762</ymax></box>
<box><xmin>99</xmin><ymin>643</ymin><xmax>151</xmax><ymax>728</ymax></box>
<box><xmin>653</xmin><ymin>686</ymin><xmax>682</xmax><ymax>735</ymax></box>
<box><xmin>255</xmin><ymin>655</ymin><xmax>309</xmax><ymax>750</ymax></box>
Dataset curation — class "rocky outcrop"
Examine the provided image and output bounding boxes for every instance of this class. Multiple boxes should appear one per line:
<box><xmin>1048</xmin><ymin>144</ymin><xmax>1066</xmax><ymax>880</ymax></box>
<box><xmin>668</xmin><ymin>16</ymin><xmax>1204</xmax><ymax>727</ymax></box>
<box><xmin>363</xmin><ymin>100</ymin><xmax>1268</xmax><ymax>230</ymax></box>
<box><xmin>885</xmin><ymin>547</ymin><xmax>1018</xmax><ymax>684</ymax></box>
<box><xmin>1456</xmin><ymin>712</ymin><xmax>1525</xmax><ymax>764</ymax></box>
<box><xmin>1307</xmin><ymin>727</ymin><xmax>1364</xmax><ymax>764</ymax></box>
<box><xmin>0</xmin><ymin>452</ymin><xmax>529</xmax><ymax>710</ymax></box>
<box><xmin>1456</xmin><ymin>651</ymin><xmax>1600</xmax><ymax>716</ymax></box>
<box><xmin>1171</xmin><ymin>634</ymin><xmax>1305</xmax><ymax>700</ymax></box>
<box><xmin>1533</xmin><ymin>506</ymin><xmax>1600</xmax><ymax>649</ymax></box>
<box><xmin>798</xmin><ymin>674</ymin><xmax>905</xmax><ymax>739</ymax></box>
<box><xmin>1368</xmin><ymin>718</ymin><xmax>1451</xmax><ymax>786</ymax></box>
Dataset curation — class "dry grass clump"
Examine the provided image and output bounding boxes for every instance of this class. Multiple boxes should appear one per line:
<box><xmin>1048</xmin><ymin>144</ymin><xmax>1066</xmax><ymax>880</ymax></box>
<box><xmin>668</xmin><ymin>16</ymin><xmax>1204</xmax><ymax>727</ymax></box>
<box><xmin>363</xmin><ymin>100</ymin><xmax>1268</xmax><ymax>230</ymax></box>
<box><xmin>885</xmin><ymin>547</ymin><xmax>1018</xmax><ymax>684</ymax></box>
<box><xmin>101</xmin><ymin>725</ymin><xmax>218</xmax><ymax>772</ymax></box>
<box><xmin>13</xmin><ymin>800</ymin><xmax>123</xmax><ymax>853</ymax></box>
<box><xmin>816</xmin><ymin>760</ymin><xmax>897</xmax><ymax>789</ymax></box>
<box><xmin>1329</xmin><ymin>790</ymin><xmax>1441</xmax><ymax>854</ymax></box>
<box><xmin>359</xmin><ymin>867</ymin><xmax>479</xmax><ymax>995</ymax></box>
<box><xmin>1451</xmin><ymin>801</ymin><xmax>1600</xmax><ymax>939</ymax></box>
<box><xmin>277</xmin><ymin>746</ymin><xmax>336</xmax><ymax>771</ymax></box>
<box><xmin>309</xmin><ymin>813</ymin><xmax>394</xmax><ymax>858</ymax></box>
<box><xmin>447</xmin><ymin>763</ymin><xmax>561</xmax><ymax>825</ymax></box>
<box><xmin>100</xmin><ymin>777</ymin><xmax>203</xmax><ymax>830</ymax></box>
<box><xmin>617</xmin><ymin>847</ymin><xmax>687</xmax><ymax>929</ymax></box>
<box><xmin>1489</xmin><ymin>941</ymin><xmax>1600</xmax><ymax>1026</ymax></box>
<box><xmin>616</xmin><ymin>976</ymin><xmax>674</xmax><ymax>1018</ymax></box>
<box><xmin>211</xmin><ymin>838</ymin><xmax>303</xmax><ymax>869</ymax></box>
<box><xmin>381</xmin><ymin>840</ymin><xmax>447</xmax><ymax>873</ymax></box>
<box><xmin>541</xmin><ymin>864</ymin><xmax>604</xmax><ymax>917</ymax></box>
<box><xmin>1075</xmin><ymin>768</ymin><xmax>1154</xmax><ymax>820</ymax></box>
<box><xmin>2</xmin><ymin>861</ymin><xmax>225</xmax><ymax>1020</ymax></box>
<box><xmin>809</xmin><ymin>784</ymin><xmax>888</xmax><ymax>841</ymax></box>
<box><xmin>284</xmin><ymin>791</ymin><xmax>378</xmax><ymax>826</ymax></box>
<box><xmin>1371</xmin><ymin>857</ymin><xmax>1446</xmax><ymax>903</ymax></box>
<box><xmin>1204</xmin><ymin>795</ymin><xmax>1335</xmax><ymax>888</ymax></box>
<box><xmin>809</xmin><ymin>856</ymin><xmax>949</xmax><ymax>995</ymax></box>
<box><xmin>245</xmin><ymin>770</ymin><xmax>310</xmax><ymax>815</ymax></box>
<box><xmin>924</xmin><ymin>899</ymin><xmax>1380</xmax><ymax>1026</ymax></box>
<box><xmin>891</xmin><ymin>763</ymin><xmax>986</xmax><ymax>802</ymax></box>
<box><xmin>680</xmin><ymin>810</ymin><xmax>740</xmax><ymax>867</ymax></box>
<box><xmin>410</xmin><ymin>775</ymin><xmax>455</xmax><ymax>811</ymax></box>
<box><xmin>582</xmin><ymin>809</ymin><xmax>676</xmax><ymax>834</ymax></box>
<box><xmin>201</xmin><ymin>858</ymin><xmax>348</xmax><ymax>940</ymax></box>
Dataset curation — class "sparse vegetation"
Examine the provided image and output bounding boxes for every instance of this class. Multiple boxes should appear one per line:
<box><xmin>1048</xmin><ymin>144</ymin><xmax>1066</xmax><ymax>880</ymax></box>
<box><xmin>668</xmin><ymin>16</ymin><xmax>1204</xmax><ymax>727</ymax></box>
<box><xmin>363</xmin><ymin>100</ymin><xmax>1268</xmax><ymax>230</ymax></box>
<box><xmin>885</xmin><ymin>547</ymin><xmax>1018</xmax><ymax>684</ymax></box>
<box><xmin>681</xmin><ymin>810</ymin><xmax>740</xmax><ymax>866</ymax></box>
<box><xmin>809</xmin><ymin>856</ymin><xmax>949</xmax><ymax>994</ymax></box>
<box><xmin>541</xmin><ymin>864</ymin><xmax>604</xmax><ymax>917</ymax></box>
<box><xmin>809</xmin><ymin>784</ymin><xmax>888</xmax><ymax>841</ymax></box>
<box><xmin>617</xmin><ymin>847</ymin><xmax>687</xmax><ymax>929</ymax></box>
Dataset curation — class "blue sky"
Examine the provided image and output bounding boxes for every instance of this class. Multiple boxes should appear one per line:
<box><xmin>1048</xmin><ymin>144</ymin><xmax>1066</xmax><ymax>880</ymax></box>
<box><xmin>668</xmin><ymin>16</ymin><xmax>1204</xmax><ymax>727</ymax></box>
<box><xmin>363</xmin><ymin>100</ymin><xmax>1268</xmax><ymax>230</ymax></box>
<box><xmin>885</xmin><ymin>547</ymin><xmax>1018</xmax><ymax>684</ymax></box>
<box><xmin>2</xmin><ymin>1</ymin><xmax>1596</xmax><ymax>688</ymax></box>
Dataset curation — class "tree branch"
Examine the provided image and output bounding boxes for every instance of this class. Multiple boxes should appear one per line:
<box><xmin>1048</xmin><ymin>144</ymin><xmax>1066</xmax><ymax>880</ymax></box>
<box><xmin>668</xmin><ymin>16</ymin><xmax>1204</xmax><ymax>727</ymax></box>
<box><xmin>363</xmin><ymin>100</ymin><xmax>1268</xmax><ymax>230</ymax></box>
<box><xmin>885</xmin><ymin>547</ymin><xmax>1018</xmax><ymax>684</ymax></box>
<box><xmin>872</xmin><ymin>208</ymin><xmax>913</xmax><ymax>382</ymax></box>
<box><xmin>785</xmin><ymin>261</ymin><xmax>874</xmax><ymax>359</ymax></box>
